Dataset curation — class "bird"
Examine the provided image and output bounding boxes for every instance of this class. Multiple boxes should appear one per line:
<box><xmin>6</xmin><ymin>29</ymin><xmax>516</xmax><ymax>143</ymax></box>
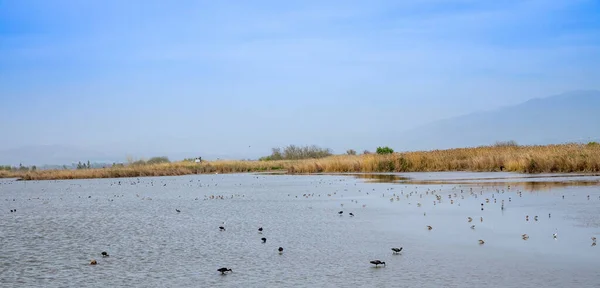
<box><xmin>553</xmin><ymin>232</ymin><xmax>557</xmax><ymax>239</ymax></box>
<box><xmin>370</xmin><ymin>260</ymin><xmax>386</xmax><ymax>267</ymax></box>
<box><xmin>219</xmin><ymin>226</ymin><xmax>226</xmax><ymax>231</ymax></box>
<box><xmin>478</xmin><ymin>239</ymin><xmax>485</xmax><ymax>245</ymax></box>
<box><xmin>261</xmin><ymin>237</ymin><xmax>267</xmax><ymax>243</ymax></box>
<box><xmin>176</xmin><ymin>209</ymin><xmax>180</xmax><ymax>213</ymax></box>
<box><xmin>278</xmin><ymin>247</ymin><xmax>284</xmax><ymax>253</ymax></box>
<box><xmin>592</xmin><ymin>237</ymin><xmax>597</xmax><ymax>242</ymax></box>
<box><xmin>349</xmin><ymin>213</ymin><xmax>354</xmax><ymax>217</ymax></box>
<box><xmin>427</xmin><ymin>225</ymin><xmax>433</xmax><ymax>230</ymax></box>
<box><xmin>90</xmin><ymin>259</ymin><xmax>97</xmax><ymax>265</ymax></box>
<box><xmin>391</xmin><ymin>247</ymin><xmax>403</xmax><ymax>254</ymax></box>
<box><xmin>467</xmin><ymin>217</ymin><xmax>473</xmax><ymax>222</ymax></box>
<box><xmin>470</xmin><ymin>225</ymin><xmax>475</xmax><ymax>229</ymax></box>
<box><xmin>101</xmin><ymin>251</ymin><xmax>109</xmax><ymax>257</ymax></box>
<box><xmin>258</xmin><ymin>227</ymin><xmax>263</xmax><ymax>233</ymax></box>
<box><xmin>217</xmin><ymin>267</ymin><xmax>232</xmax><ymax>274</ymax></box>
<box><xmin>338</xmin><ymin>211</ymin><xmax>343</xmax><ymax>215</ymax></box>
<box><xmin>522</xmin><ymin>234</ymin><xmax>529</xmax><ymax>240</ymax></box>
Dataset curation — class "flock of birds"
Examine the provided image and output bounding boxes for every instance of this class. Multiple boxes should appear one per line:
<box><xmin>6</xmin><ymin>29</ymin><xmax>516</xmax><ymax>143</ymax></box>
<box><xmin>2</xmin><ymin>173</ymin><xmax>599</xmax><ymax>277</ymax></box>
<box><xmin>214</xmin><ymin>225</ymin><xmax>284</xmax><ymax>274</ymax></box>
<box><xmin>376</xmin><ymin>184</ymin><xmax>600</xmax><ymax>248</ymax></box>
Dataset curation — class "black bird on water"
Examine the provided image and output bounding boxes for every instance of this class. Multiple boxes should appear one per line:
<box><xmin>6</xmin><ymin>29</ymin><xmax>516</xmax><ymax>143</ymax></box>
<box><xmin>370</xmin><ymin>260</ymin><xmax>386</xmax><ymax>267</ymax></box>
<box><xmin>217</xmin><ymin>268</ymin><xmax>232</xmax><ymax>274</ymax></box>
<box><xmin>261</xmin><ymin>237</ymin><xmax>267</xmax><ymax>243</ymax></box>
<box><xmin>278</xmin><ymin>247</ymin><xmax>284</xmax><ymax>253</ymax></box>
<box><xmin>349</xmin><ymin>213</ymin><xmax>354</xmax><ymax>217</ymax></box>
<box><xmin>176</xmin><ymin>209</ymin><xmax>181</xmax><ymax>213</ymax></box>
<box><xmin>391</xmin><ymin>247</ymin><xmax>403</xmax><ymax>254</ymax></box>
<box><xmin>101</xmin><ymin>251</ymin><xmax>109</xmax><ymax>257</ymax></box>
<box><xmin>219</xmin><ymin>226</ymin><xmax>226</xmax><ymax>231</ymax></box>
<box><xmin>338</xmin><ymin>211</ymin><xmax>343</xmax><ymax>215</ymax></box>
<box><xmin>258</xmin><ymin>227</ymin><xmax>263</xmax><ymax>233</ymax></box>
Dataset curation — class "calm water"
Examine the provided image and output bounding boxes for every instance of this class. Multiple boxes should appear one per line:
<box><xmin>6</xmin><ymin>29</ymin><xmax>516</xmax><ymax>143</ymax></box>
<box><xmin>1</xmin><ymin>172</ymin><xmax>599</xmax><ymax>288</ymax></box>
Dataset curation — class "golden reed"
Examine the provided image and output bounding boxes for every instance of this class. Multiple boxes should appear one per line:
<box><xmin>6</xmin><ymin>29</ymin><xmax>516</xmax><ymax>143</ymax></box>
<box><xmin>1</xmin><ymin>143</ymin><xmax>599</xmax><ymax>181</ymax></box>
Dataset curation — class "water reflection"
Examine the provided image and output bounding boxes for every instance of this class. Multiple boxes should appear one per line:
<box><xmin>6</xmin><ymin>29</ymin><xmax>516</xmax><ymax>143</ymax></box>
<box><xmin>346</xmin><ymin>173</ymin><xmax>600</xmax><ymax>192</ymax></box>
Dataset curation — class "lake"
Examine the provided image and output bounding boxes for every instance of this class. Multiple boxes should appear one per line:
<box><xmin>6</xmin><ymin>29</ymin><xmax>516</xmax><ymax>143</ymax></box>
<box><xmin>1</xmin><ymin>172</ymin><xmax>599</xmax><ymax>287</ymax></box>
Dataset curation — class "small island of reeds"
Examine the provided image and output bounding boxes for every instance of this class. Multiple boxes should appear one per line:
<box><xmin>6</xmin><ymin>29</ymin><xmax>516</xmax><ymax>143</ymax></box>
<box><xmin>1</xmin><ymin>142</ymin><xmax>599</xmax><ymax>181</ymax></box>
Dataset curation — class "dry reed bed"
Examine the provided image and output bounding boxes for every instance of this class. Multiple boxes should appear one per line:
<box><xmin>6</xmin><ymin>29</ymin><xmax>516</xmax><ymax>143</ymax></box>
<box><xmin>286</xmin><ymin>144</ymin><xmax>600</xmax><ymax>174</ymax></box>
<box><xmin>3</xmin><ymin>143</ymin><xmax>600</xmax><ymax>181</ymax></box>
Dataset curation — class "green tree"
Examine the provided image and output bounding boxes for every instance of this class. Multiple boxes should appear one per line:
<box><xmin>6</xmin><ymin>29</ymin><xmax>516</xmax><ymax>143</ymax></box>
<box><xmin>376</xmin><ymin>146</ymin><xmax>394</xmax><ymax>154</ymax></box>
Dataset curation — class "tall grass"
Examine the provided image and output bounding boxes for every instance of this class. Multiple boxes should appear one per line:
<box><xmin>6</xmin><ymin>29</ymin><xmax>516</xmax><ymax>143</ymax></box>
<box><xmin>2</xmin><ymin>143</ymin><xmax>599</xmax><ymax>181</ymax></box>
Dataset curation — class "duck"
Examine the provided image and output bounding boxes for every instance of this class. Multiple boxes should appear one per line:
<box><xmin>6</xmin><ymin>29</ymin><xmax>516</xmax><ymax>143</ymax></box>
<box><xmin>217</xmin><ymin>267</ymin><xmax>232</xmax><ymax>274</ymax></box>
<box><xmin>391</xmin><ymin>247</ymin><xmax>403</xmax><ymax>254</ymax></box>
<box><xmin>219</xmin><ymin>226</ymin><xmax>225</xmax><ymax>231</ymax></box>
<box><xmin>522</xmin><ymin>234</ymin><xmax>529</xmax><ymax>240</ymax></box>
<box><xmin>478</xmin><ymin>239</ymin><xmax>485</xmax><ymax>245</ymax></box>
<box><xmin>261</xmin><ymin>237</ymin><xmax>267</xmax><ymax>243</ymax></box>
<box><xmin>427</xmin><ymin>225</ymin><xmax>433</xmax><ymax>230</ymax></box>
<box><xmin>278</xmin><ymin>247</ymin><xmax>284</xmax><ymax>254</ymax></box>
<box><xmin>101</xmin><ymin>251</ymin><xmax>109</xmax><ymax>257</ymax></box>
<box><xmin>90</xmin><ymin>259</ymin><xmax>97</xmax><ymax>265</ymax></box>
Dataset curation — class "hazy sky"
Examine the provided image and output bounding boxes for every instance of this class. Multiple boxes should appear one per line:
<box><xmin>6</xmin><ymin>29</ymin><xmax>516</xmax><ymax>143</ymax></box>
<box><xmin>1</xmin><ymin>0</ymin><xmax>599</xmax><ymax>159</ymax></box>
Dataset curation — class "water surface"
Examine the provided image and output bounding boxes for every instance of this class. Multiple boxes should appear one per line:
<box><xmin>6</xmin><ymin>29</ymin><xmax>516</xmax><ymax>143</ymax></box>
<box><xmin>1</xmin><ymin>172</ymin><xmax>599</xmax><ymax>287</ymax></box>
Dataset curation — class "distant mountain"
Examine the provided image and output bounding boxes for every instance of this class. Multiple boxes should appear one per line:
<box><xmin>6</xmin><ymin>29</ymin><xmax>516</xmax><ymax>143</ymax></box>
<box><xmin>0</xmin><ymin>144</ymin><xmax>253</xmax><ymax>167</ymax></box>
<box><xmin>389</xmin><ymin>90</ymin><xmax>600</xmax><ymax>151</ymax></box>
<box><xmin>0</xmin><ymin>145</ymin><xmax>118</xmax><ymax>167</ymax></box>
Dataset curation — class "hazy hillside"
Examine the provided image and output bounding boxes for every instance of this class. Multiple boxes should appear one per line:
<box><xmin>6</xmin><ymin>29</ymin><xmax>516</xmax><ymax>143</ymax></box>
<box><xmin>0</xmin><ymin>145</ymin><xmax>248</xmax><ymax>167</ymax></box>
<box><xmin>2</xmin><ymin>91</ymin><xmax>599</xmax><ymax>166</ymax></box>
<box><xmin>0</xmin><ymin>145</ymin><xmax>119</xmax><ymax>167</ymax></box>
<box><xmin>390</xmin><ymin>90</ymin><xmax>600</xmax><ymax>151</ymax></box>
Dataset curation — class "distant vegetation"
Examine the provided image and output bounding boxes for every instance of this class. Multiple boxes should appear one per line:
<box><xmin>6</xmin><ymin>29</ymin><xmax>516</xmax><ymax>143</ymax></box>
<box><xmin>0</xmin><ymin>157</ymin><xmax>168</xmax><ymax>177</ymax></box>
<box><xmin>259</xmin><ymin>145</ymin><xmax>333</xmax><ymax>161</ymax></box>
<box><xmin>376</xmin><ymin>146</ymin><xmax>394</xmax><ymax>154</ymax></box>
<box><xmin>125</xmin><ymin>156</ymin><xmax>171</xmax><ymax>166</ymax></box>
<box><xmin>493</xmin><ymin>140</ymin><xmax>519</xmax><ymax>147</ymax></box>
<box><xmin>2</xmin><ymin>143</ymin><xmax>600</xmax><ymax>180</ymax></box>
<box><xmin>0</xmin><ymin>163</ymin><xmax>36</xmax><ymax>172</ymax></box>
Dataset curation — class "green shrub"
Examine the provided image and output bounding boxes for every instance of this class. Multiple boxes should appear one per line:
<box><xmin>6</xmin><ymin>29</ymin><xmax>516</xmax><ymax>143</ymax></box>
<box><xmin>376</xmin><ymin>146</ymin><xmax>394</xmax><ymax>154</ymax></box>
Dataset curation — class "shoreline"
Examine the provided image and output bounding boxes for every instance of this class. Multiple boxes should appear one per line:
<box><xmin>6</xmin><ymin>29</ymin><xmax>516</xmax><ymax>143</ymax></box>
<box><xmin>1</xmin><ymin>143</ymin><xmax>599</xmax><ymax>181</ymax></box>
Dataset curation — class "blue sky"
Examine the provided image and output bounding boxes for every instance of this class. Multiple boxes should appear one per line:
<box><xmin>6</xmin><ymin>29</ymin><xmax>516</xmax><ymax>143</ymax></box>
<box><xmin>1</xmin><ymin>0</ymin><xmax>599</xmax><ymax>161</ymax></box>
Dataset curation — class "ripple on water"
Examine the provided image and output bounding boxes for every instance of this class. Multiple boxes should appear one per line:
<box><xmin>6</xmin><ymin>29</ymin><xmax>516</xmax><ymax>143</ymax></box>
<box><xmin>0</xmin><ymin>173</ymin><xmax>599</xmax><ymax>287</ymax></box>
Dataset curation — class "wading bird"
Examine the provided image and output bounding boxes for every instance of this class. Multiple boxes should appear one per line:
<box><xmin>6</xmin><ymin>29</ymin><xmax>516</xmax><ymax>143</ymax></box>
<box><xmin>370</xmin><ymin>260</ymin><xmax>386</xmax><ymax>267</ymax></box>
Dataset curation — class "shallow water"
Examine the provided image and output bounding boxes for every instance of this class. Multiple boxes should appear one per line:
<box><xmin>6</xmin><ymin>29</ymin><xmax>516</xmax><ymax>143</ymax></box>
<box><xmin>1</xmin><ymin>172</ymin><xmax>599</xmax><ymax>288</ymax></box>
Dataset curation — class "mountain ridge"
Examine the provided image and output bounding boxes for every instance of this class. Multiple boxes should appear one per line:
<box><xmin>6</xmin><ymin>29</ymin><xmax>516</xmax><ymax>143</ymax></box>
<box><xmin>388</xmin><ymin>90</ymin><xmax>600</xmax><ymax>151</ymax></box>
